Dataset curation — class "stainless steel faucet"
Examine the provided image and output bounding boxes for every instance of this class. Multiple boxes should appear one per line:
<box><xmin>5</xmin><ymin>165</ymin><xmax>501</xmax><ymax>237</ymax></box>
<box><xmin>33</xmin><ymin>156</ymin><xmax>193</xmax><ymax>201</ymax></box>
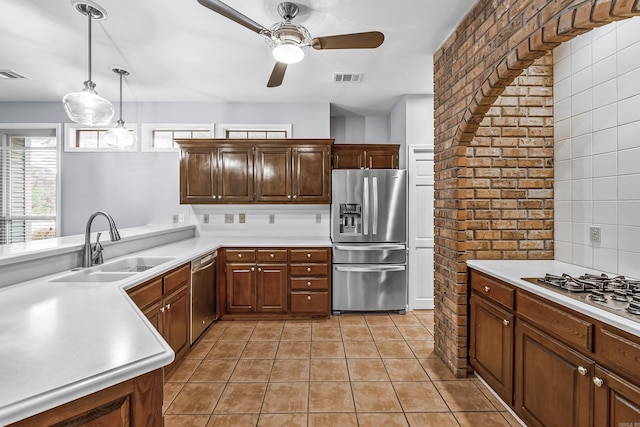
<box><xmin>82</xmin><ymin>211</ymin><xmax>121</xmax><ymax>268</ymax></box>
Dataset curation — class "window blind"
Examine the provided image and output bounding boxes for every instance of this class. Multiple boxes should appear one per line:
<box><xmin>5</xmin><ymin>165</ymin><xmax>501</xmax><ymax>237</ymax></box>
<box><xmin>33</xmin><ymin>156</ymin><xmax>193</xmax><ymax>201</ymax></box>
<box><xmin>0</xmin><ymin>132</ymin><xmax>57</xmax><ymax>244</ymax></box>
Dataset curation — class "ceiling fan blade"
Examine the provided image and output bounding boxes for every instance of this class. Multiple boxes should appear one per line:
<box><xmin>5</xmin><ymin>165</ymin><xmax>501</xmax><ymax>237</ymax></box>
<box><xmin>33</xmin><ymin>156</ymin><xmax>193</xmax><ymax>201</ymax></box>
<box><xmin>267</xmin><ymin>62</ymin><xmax>287</xmax><ymax>88</ymax></box>
<box><xmin>197</xmin><ymin>0</ymin><xmax>270</xmax><ymax>35</ymax></box>
<box><xmin>311</xmin><ymin>31</ymin><xmax>384</xmax><ymax>50</ymax></box>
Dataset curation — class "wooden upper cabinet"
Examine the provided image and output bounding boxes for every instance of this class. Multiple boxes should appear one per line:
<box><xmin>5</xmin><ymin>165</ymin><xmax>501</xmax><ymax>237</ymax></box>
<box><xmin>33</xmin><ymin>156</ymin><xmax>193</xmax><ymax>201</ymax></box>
<box><xmin>332</xmin><ymin>144</ymin><xmax>399</xmax><ymax>169</ymax></box>
<box><xmin>177</xmin><ymin>139</ymin><xmax>333</xmax><ymax>204</ymax></box>
<box><xmin>293</xmin><ymin>146</ymin><xmax>331</xmax><ymax>203</ymax></box>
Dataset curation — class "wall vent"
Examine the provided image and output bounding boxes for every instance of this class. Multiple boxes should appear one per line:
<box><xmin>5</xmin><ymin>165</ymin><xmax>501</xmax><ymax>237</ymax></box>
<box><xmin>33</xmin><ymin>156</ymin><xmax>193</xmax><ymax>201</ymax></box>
<box><xmin>333</xmin><ymin>73</ymin><xmax>363</xmax><ymax>83</ymax></box>
<box><xmin>0</xmin><ymin>70</ymin><xmax>28</xmax><ymax>79</ymax></box>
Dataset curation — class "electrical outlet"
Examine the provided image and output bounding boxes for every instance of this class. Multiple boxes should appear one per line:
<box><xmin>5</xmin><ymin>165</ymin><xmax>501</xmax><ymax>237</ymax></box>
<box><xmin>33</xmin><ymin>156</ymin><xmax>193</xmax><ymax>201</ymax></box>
<box><xmin>172</xmin><ymin>214</ymin><xmax>179</xmax><ymax>224</ymax></box>
<box><xmin>178</xmin><ymin>214</ymin><xmax>185</xmax><ymax>223</ymax></box>
<box><xmin>316</xmin><ymin>214</ymin><xmax>322</xmax><ymax>224</ymax></box>
<box><xmin>269</xmin><ymin>214</ymin><xmax>275</xmax><ymax>224</ymax></box>
<box><xmin>225</xmin><ymin>214</ymin><xmax>234</xmax><ymax>224</ymax></box>
<box><xmin>203</xmin><ymin>214</ymin><xmax>209</xmax><ymax>224</ymax></box>
<box><xmin>590</xmin><ymin>226</ymin><xmax>601</xmax><ymax>244</ymax></box>
<box><xmin>239</xmin><ymin>213</ymin><xmax>246</xmax><ymax>223</ymax></box>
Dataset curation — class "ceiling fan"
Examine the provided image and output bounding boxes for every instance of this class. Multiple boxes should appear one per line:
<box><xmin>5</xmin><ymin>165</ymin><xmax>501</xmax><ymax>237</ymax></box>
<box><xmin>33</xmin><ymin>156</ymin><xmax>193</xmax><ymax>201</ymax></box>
<box><xmin>197</xmin><ymin>0</ymin><xmax>385</xmax><ymax>87</ymax></box>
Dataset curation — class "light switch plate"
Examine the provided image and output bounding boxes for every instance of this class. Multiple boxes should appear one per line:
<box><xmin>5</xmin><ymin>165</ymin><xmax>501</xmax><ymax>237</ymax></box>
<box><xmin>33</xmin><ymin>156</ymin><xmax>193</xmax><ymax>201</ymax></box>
<box><xmin>225</xmin><ymin>214</ymin><xmax>234</xmax><ymax>224</ymax></box>
<box><xmin>590</xmin><ymin>226</ymin><xmax>601</xmax><ymax>244</ymax></box>
<box><xmin>239</xmin><ymin>213</ymin><xmax>246</xmax><ymax>223</ymax></box>
<box><xmin>269</xmin><ymin>214</ymin><xmax>275</xmax><ymax>224</ymax></box>
<box><xmin>203</xmin><ymin>214</ymin><xmax>209</xmax><ymax>224</ymax></box>
<box><xmin>316</xmin><ymin>214</ymin><xmax>322</xmax><ymax>224</ymax></box>
<box><xmin>178</xmin><ymin>214</ymin><xmax>185</xmax><ymax>223</ymax></box>
<box><xmin>172</xmin><ymin>214</ymin><xmax>179</xmax><ymax>224</ymax></box>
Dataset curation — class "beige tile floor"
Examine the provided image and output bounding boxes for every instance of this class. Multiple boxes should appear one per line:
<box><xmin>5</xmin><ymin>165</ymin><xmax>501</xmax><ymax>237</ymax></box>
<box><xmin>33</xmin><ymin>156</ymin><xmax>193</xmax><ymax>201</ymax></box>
<box><xmin>163</xmin><ymin>311</ymin><xmax>522</xmax><ymax>427</ymax></box>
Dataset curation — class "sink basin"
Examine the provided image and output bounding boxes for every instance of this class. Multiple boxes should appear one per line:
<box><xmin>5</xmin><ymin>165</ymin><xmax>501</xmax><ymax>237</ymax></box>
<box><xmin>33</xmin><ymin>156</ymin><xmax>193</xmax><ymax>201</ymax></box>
<box><xmin>99</xmin><ymin>256</ymin><xmax>175</xmax><ymax>273</ymax></box>
<box><xmin>50</xmin><ymin>271</ymin><xmax>137</xmax><ymax>283</ymax></box>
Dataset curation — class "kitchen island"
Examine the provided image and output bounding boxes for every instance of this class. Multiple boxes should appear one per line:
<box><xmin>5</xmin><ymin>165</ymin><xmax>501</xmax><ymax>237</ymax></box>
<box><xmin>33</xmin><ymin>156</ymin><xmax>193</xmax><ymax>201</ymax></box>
<box><xmin>0</xmin><ymin>224</ymin><xmax>330</xmax><ymax>425</ymax></box>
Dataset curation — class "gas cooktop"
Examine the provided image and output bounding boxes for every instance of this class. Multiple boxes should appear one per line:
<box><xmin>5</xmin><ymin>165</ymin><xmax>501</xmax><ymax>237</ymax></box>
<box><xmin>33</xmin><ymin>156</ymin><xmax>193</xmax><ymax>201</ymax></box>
<box><xmin>521</xmin><ymin>273</ymin><xmax>640</xmax><ymax>323</ymax></box>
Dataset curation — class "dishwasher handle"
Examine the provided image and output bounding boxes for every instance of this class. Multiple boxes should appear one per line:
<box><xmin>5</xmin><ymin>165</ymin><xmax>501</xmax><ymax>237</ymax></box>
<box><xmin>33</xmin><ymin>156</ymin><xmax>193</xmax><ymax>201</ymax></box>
<box><xmin>192</xmin><ymin>254</ymin><xmax>215</xmax><ymax>273</ymax></box>
<box><xmin>334</xmin><ymin>265</ymin><xmax>406</xmax><ymax>272</ymax></box>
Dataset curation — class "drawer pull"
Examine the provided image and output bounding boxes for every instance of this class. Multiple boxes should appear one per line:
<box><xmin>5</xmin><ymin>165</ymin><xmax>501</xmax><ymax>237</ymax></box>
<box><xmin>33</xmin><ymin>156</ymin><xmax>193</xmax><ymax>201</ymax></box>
<box><xmin>307</xmin><ymin>253</ymin><xmax>312</xmax><ymax>258</ymax></box>
<box><xmin>160</xmin><ymin>307</ymin><xmax>165</xmax><ymax>313</ymax></box>
<box><xmin>238</xmin><ymin>253</ymin><xmax>242</xmax><ymax>258</ymax></box>
<box><xmin>578</xmin><ymin>366</ymin><xmax>587</xmax><ymax>376</ymax></box>
<box><xmin>251</xmin><ymin>267</ymin><xmax>255</xmax><ymax>272</ymax></box>
<box><xmin>484</xmin><ymin>286</ymin><xmax>490</xmax><ymax>292</ymax></box>
<box><xmin>593</xmin><ymin>377</ymin><xmax>604</xmax><ymax>387</ymax></box>
<box><xmin>258</xmin><ymin>267</ymin><xmax>262</xmax><ymax>272</ymax></box>
<box><xmin>307</xmin><ymin>267</ymin><xmax>312</xmax><ymax>272</ymax></box>
<box><xmin>270</xmin><ymin>253</ymin><xmax>275</xmax><ymax>258</ymax></box>
<box><xmin>166</xmin><ymin>303</ymin><xmax>171</xmax><ymax>310</ymax></box>
<box><xmin>307</xmin><ymin>295</ymin><xmax>312</xmax><ymax>301</ymax></box>
<box><xmin>217</xmin><ymin>195</ymin><xmax>222</xmax><ymax>199</ymax></box>
<box><xmin>287</xmin><ymin>195</ymin><xmax>291</xmax><ymax>199</ymax></box>
<box><xmin>502</xmin><ymin>319</ymin><xmax>509</xmax><ymax>326</ymax></box>
<box><xmin>307</xmin><ymin>281</ymin><xmax>312</xmax><ymax>287</ymax></box>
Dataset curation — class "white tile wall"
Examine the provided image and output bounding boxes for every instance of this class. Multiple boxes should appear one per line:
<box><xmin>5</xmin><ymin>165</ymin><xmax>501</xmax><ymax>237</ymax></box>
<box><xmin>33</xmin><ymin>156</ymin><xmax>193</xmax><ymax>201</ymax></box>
<box><xmin>554</xmin><ymin>17</ymin><xmax>640</xmax><ymax>276</ymax></box>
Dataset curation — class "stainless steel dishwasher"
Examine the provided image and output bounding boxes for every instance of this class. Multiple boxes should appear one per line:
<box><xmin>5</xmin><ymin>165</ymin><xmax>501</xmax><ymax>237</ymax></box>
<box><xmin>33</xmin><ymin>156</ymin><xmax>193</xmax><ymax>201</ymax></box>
<box><xmin>191</xmin><ymin>252</ymin><xmax>217</xmax><ymax>344</ymax></box>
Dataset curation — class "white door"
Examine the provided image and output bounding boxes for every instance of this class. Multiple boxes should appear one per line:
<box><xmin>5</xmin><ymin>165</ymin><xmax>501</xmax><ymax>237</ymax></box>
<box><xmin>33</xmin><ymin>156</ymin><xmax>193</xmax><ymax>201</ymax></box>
<box><xmin>408</xmin><ymin>146</ymin><xmax>434</xmax><ymax>310</ymax></box>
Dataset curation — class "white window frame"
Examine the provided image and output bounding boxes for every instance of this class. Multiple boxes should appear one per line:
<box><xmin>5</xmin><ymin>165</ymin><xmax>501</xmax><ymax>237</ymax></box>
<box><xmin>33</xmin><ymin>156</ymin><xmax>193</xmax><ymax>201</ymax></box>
<box><xmin>0</xmin><ymin>123</ymin><xmax>62</xmax><ymax>241</ymax></box>
<box><xmin>63</xmin><ymin>123</ymin><xmax>139</xmax><ymax>152</ymax></box>
<box><xmin>215</xmin><ymin>123</ymin><xmax>292</xmax><ymax>139</ymax></box>
<box><xmin>140</xmin><ymin>123</ymin><xmax>214</xmax><ymax>152</ymax></box>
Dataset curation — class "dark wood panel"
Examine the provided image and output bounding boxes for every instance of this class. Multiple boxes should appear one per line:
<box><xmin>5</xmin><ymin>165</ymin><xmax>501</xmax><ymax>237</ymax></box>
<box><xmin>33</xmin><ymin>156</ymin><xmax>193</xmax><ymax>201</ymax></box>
<box><xmin>594</xmin><ymin>366</ymin><xmax>640</xmax><ymax>427</ymax></box>
<box><xmin>164</xmin><ymin>285</ymin><xmax>190</xmax><ymax>360</ymax></box>
<box><xmin>256</xmin><ymin>249</ymin><xmax>288</xmax><ymax>262</ymax></box>
<box><xmin>225</xmin><ymin>264</ymin><xmax>255</xmax><ymax>313</ymax></box>
<box><xmin>256</xmin><ymin>263</ymin><xmax>288</xmax><ymax>313</ymax></box>
<box><xmin>289</xmin><ymin>248</ymin><xmax>330</xmax><ymax>263</ymax></box>
<box><xmin>163</xmin><ymin>264</ymin><xmax>190</xmax><ymax>295</ymax></box>
<box><xmin>290</xmin><ymin>263</ymin><xmax>330</xmax><ymax>277</ymax></box>
<box><xmin>596</xmin><ymin>327</ymin><xmax>640</xmax><ymax>383</ymax></box>
<box><xmin>517</xmin><ymin>292</ymin><xmax>593</xmax><ymax>352</ymax></box>
<box><xmin>290</xmin><ymin>277</ymin><xmax>329</xmax><ymax>291</ymax></box>
<box><xmin>127</xmin><ymin>279</ymin><xmax>162</xmax><ymax>310</ymax></box>
<box><xmin>225</xmin><ymin>249</ymin><xmax>256</xmax><ymax>262</ymax></box>
<box><xmin>290</xmin><ymin>292</ymin><xmax>329</xmax><ymax>313</ymax></box>
<box><xmin>218</xmin><ymin>146</ymin><xmax>254</xmax><ymax>202</ymax></box>
<box><xmin>367</xmin><ymin>148</ymin><xmax>399</xmax><ymax>169</ymax></box>
<box><xmin>255</xmin><ymin>147</ymin><xmax>292</xmax><ymax>202</ymax></box>
<box><xmin>332</xmin><ymin>147</ymin><xmax>364</xmax><ymax>169</ymax></box>
<box><xmin>293</xmin><ymin>147</ymin><xmax>330</xmax><ymax>203</ymax></box>
<box><xmin>470</xmin><ymin>270</ymin><xmax>515</xmax><ymax>309</ymax></box>
<box><xmin>180</xmin><ymin>149</ymin><xmax>217</xmax><ymax>203</ymax></box>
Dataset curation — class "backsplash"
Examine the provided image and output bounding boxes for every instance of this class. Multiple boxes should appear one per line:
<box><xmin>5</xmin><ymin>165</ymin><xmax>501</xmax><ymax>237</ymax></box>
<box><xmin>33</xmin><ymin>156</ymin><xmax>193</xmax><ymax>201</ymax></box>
<box><xmin>554</xmin><ymin>17</ymin><xmax>640</xmax><ymax>277</ymax></box>
<box><xmin>190</xmin><ymin>205</ymin><xmax>330</xmax><ymax>238</ymax></box>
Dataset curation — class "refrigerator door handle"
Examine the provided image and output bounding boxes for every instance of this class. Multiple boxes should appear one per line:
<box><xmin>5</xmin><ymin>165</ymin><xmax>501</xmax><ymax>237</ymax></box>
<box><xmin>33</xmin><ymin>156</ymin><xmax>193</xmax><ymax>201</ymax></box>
<box><xmin>335</xmin><ymin>265</ymin><xmax>406</xmax><ymax>273</ymax></box>
<box><xmin>363</xmin><ymin>176</ymin><xmax>369</xmax><ymax>235</ymax></box>
<box><xmin>372</xmin><ymin>176</ymin><xmax>378</xmax><ymax>235</ymax></box>
<box><xmin>334</xmin><ymin>244</ymin><xmax>406</xmax><ymax>251</ymax></box>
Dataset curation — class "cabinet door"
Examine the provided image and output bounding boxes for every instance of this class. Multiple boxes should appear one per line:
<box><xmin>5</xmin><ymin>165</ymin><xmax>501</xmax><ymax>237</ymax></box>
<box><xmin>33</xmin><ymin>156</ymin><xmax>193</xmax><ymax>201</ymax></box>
<box><xmin>218</xmin><ymin>146</ymin><xmax>254</xmax><ymax>202</ymax></box>
<box><xmin>144</xmin><ymin>301</ymin><xmax>164</xmax><ymax>336</ymax></box>
<box><xmin>293</xmin><ymin>146</ymin><xmax>330</xmax><ymax>203</ymax></box>
<box><xmin>515</xmin><ymin>320</ymin><xmax>593</xmax><ymax>427</ymax></box>
<box><xmin>256</xmin><ymin>263</ymin><xmax>288</xmax><ymax>313</ymax></box>
<box><xmin>180</xmin><ymin>147</ymin><xmax>218</xmax><ymax>203</ymax></box>
<box><xmin>255</xmin><ymin>146</ymin><xmax>292</xmax><ymax>202</ymax></box>
<box><xmin>164</xmin><ymin>286</ymin><xmax>190</xmax><ymax>360</ymax></box>
<box><xmin>366</xmin><ymin>148</ymin><xmax>398</xmax><ymax>169</ymax></box>
<box><xmin>332</xmin><ymin>146</ymin><xmax>364</xmax><ymax>169</ymax></box>
<box><xmin>594</xmin><ymin>366</ymin><xmax>640</xmax><ymax>427</ymax></box>
<box><xmin>226</xmin><ymin>263</ymin><xmax>255</xmax><ymax>313</ymax></box>
<box><xmin>470</xmin><ymin>294</ymin><xmax>514</xmax><ymax>404</ymax></box>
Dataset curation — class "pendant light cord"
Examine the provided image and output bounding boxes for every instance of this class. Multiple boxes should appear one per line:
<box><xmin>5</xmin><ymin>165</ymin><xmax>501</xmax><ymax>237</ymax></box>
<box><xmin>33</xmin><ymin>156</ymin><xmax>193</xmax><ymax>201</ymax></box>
<box><xmin>118</xmin><ymin>72</ymin><xmax>123</xmax><ymax>122</ymax></box>
<box><xmin>87</xmin><ymin>13</ymin><xmax>92</xmax><ymax>82</ymax></box>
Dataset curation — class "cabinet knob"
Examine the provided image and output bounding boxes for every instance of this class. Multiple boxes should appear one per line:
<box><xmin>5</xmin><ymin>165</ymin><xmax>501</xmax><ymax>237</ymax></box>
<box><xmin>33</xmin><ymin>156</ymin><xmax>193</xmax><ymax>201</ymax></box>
<box><xmin>307</xmin><ymin>295</ymin><xmax>312</xmax><ymax>301</ymax></box>
<box><xmin>251</xmin><ymin>267</ymin><xmax>255</xmax><ymax>272</ymax></box>
<box><xmin>238</xmin><ymin>253</ymin><xmax>242</xmax><ymax>258</ymax></box>
<box><xmin>307</xmin><ymin>281</ymin><xmax>312</xmax><ymax>287</ymax></box>
<box><xmin>160</xmin><ymin>307</ymin><xmax>165</xmax><ymax>313</ymax></box>
<box><xmin>270</xmin><ymin>253</ymin><xmax>275</xmax><ymax>258</ymax></box>
<box><xmin>578</xmin><ymin>366</ymin><xmax>587</xmax><ymax>376</ymax></box>
<box><xmin>258</xmin><ymin>267</ymin><xmax>262</xmax><ymax>272</ymax></box>
<box><xmin>502</xmin><ymin>319</ymin><xmax>509</xmax><ymax>326</ymax></box>
<box><xmin>293</xmin><ymin>195</ymin><xmax>298</xmax><ymax>199</ymax></box>
<box><xmin>307</xmin><ymin>267</ymin><xmax>312</xmax><ymax>272</ymax></box>
<box><xmin>593</xmin><ymin>377</ymin><xmax>604</xmax><ymax>387</ymax></box>
<box><xmin>287</xmin><ymin>195</ymin><xmax>291</xmax><ymax>199</ymax></box>
<box><xmin>307</xmin><ymin>253</ymin><xmax>312</xmax><ymax>258</ymax></box>
<box><xmin>217</xmin><ymin>195</ymin><xmax>222</xmax><ymax>199</ymax></box>
<box><xmin>484</xmin><ymin>286</ymin><xmax>491</xmax><ymax>292</ymax></box>
<box><xmin>166</xmin><ymin>303</ymin><xmax>171</xmax><ymax>310</ymax></box>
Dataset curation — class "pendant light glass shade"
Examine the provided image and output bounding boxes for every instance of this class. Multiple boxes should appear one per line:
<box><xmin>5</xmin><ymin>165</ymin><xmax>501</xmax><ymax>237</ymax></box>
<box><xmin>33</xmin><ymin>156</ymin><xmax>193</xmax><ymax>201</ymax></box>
<box><xmin>62</xmin><ymin>2</ymin><xmax>114</xmax><ymax>126</ymax></box>
<box><xmin>103</xmin><ymin>68</ymin><xmax>135</xmax><ymax>149</ymax></box>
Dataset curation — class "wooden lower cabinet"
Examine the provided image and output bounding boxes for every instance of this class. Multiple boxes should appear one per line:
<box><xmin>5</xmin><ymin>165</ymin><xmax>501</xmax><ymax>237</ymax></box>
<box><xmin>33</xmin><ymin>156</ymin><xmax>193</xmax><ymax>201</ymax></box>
<box><xmin>256</xmin><ymin>263</ymin><xmax>288</xmax><ymax>313</ymax></box>
<box><xmin>9</xmin><ymin>369</ymin><xmax>163</xmax><ymax>427</ymax></box>
<box><xmin>514</xmin><ymin>320</ymin><xmax>593</xmax><ymax>427</ymax></box>
<box><xmin>469</xmin><ymin>293</ymin><xmax>514</xmax><ymax>404</ymax></box>
<box><xmin>225</xmin><ymin>263</ymin><xmax>256</xmax><ymax>313</ymax></box>
<box><xmin>594</xmin><ymin>366</ymin><xmax>640</xmax><ymax>426</ymax></box>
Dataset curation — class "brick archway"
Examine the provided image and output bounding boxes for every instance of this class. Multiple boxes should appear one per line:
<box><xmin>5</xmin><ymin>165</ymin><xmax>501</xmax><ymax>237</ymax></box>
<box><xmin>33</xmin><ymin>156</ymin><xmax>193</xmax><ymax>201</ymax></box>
<box><xmin>433</xmin><ymin>0</ymin><xmax>640</xmax><ymax>377</ymax></box>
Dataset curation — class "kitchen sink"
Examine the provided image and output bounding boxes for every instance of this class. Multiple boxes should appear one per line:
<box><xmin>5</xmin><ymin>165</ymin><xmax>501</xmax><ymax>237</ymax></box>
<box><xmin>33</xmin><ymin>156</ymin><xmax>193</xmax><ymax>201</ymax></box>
<box><xmin>49</xmin><ymin>256</ymin><xmax>175</xmax><ymax>283</ymax></box>
<box><xmin>99</xmin><ymin>256</ymin><xmax>175</xmax><ymax>273</ymax></box>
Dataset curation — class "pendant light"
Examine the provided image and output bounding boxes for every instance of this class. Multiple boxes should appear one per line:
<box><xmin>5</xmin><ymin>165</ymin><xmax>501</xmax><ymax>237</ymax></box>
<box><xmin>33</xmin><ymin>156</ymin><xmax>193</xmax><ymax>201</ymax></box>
<box><xmin>103</xmin><ymin>68</ymin><xmax>136</xmax><ymax>149</ymax></box>
<box><xmin>62</xmin><ymin>1</ymin><xmax>114</xmax><ymax>127</ymax></box>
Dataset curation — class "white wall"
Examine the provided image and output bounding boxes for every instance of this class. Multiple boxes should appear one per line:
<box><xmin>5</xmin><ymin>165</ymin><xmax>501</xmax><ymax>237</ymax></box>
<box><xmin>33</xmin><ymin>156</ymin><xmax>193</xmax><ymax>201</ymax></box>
<box><xmin>0</xmin><ymin>102</ymin><xmax>330</xmax><ymax>236</ymax></box>
<box><xmin>389</xmin><ymin>95</ymin><xmax>434</xmax><ymax>169</ymax></box>
<box><xmin>330</xmin><ymin>115</ymin><xmax>389</xmax><ymax>145</ymax></box>
<box><xmin>553</xmin><ymin>17</ymin><xmax>640</xmax><ymax>277</ymax></box>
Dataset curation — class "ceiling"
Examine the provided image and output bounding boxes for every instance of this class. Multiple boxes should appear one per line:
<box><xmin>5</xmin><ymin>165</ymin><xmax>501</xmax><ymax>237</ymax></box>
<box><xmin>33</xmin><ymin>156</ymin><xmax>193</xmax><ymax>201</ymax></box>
<box><xmin>0</xmin><ymin>0</ymin><xmax>475</xmax><ymax>115</ymax></box>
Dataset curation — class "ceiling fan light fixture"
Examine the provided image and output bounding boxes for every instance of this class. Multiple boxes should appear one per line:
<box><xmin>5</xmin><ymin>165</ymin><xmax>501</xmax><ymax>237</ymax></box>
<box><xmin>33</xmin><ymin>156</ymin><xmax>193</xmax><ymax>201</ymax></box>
<box><xmin>267</xmin><ymin>21</ymin><xmax>311</xmax><ymax>64</ymax></box>
<box><xmin>272</xmin><ymin>43</ymin><xmax>305</xmax><ymax>64</ymax></box>
<box><xmin>62</xmin><ymin>1</ymin><xmax>114</xmax><ymax>126</ymax></box>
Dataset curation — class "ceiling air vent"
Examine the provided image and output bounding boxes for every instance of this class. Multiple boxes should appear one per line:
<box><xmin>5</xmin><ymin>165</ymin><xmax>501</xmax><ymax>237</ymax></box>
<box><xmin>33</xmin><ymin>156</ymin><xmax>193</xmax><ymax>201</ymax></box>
<box><xmin>333</xmin><ymin>73</ymin><xmax>363</xmax><ymax>83</ymax></box>
<box><xmin>0</xmin><ymin>70</ymin><xmax>28</xmax><ymax>79</ymax></box>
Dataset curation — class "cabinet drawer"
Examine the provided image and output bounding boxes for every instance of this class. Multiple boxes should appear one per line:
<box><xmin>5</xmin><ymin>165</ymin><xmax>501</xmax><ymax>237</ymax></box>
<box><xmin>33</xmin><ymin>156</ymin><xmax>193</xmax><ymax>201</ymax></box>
<box><xmin>127</xmin><ymin>278</ymin><xmax>162</xmax><ymax>309</ymax></box>
<box><xmin>290</xmin><ymin>277</ymin><xmax>329</xmax><ymax>291</ymax></box>
<box><xmin>290</xmin><ymin>249</ymin><xmax>330</xmax><ymax>263</ymax></box>
<box><xmin>517</xmin><ymin>293</ymin><xmax>593</xmax><ymax>352</ymax></box>
<box><xmin>290</xmin><ymin>292</ymin><xmax>329</xmax><ymax>313</ymax></box>
<box><xmin>226</xmin><ymin>249</ymin><xmax>256</xmax><ymax>262</ymax></box>
<box><xmin>470</xmin><ymin>270</ymin><xmax>515</xmax><ymax>309</ymax></box>
<box><xmin>290</xmin><ymin>263</ymin><xmax>329</xmax><ymax>277</ymax></box>
<box><xmin>164</xmin><ymin>264</ymin><xmax>190</xmax><ymax>295</ymax></box>
<box><xmin>256</xmin><ymin>249</ymin><xmax>288</xmax><ymax>262</ymax></box>
<box><xmin>595</xmin><ymin>327</ymin><xmax>640</xmax><ymax>382</ymax></box>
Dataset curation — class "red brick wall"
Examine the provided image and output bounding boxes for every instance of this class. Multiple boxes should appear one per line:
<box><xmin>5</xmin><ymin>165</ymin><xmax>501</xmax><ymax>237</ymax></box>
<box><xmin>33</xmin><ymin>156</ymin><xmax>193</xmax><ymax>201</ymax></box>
<box><xmin>433</xmin><ymin>0</ymin><xmax>640</xmax><ymax>377</ymax></box>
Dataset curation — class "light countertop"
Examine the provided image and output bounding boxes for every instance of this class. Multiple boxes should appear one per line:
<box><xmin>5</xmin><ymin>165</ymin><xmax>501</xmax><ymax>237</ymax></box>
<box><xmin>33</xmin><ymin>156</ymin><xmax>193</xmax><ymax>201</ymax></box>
<box><xmin>467</xmin><ymin>259</ymin><xmax>640</xmax><ymax>337</ymax></box>
<box><xmin>0</xmin><ymin>231</ymin><xmax>331</xmax><ymax>425</ymax></box>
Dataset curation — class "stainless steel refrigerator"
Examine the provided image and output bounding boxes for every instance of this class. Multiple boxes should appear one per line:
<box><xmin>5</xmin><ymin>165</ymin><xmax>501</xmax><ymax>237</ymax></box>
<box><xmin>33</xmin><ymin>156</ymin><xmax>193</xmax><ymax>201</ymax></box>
<box><xmin>331</xmin><ymin>169</ymin><xmax>407</xmax><ymax>314</ymax></box>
